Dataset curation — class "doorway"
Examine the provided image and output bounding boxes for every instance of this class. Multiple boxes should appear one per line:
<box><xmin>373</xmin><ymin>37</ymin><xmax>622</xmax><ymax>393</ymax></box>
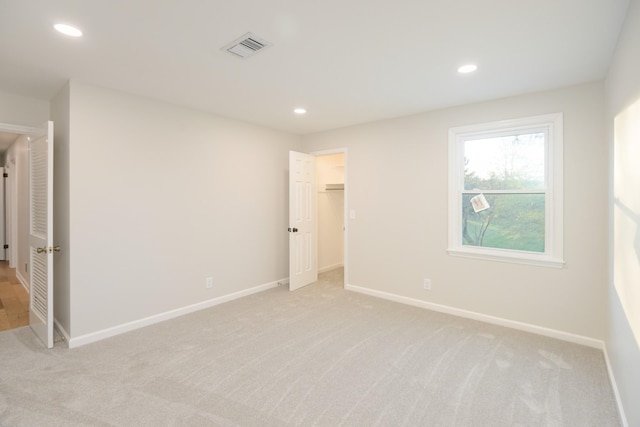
<box><xmin>314</xmin><ymin>149</ymin><xmax>347</xmax><ymax>287</ymax></box>
<box><xmin>288</xmin><ymin>148</ymin><xmax>348</xmax><ymax>291</ymax></box>
<box><xmin>0</xmin><ymin>125</ymin><xmax>32</xmax><ymax>331</ymax></box>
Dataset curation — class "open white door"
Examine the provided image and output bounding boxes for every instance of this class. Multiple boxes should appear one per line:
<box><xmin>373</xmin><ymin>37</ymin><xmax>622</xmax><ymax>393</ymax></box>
<box><xmin>289</xmin><ymin>151</ymin><xmax>317</xmax><ymax>291</ymax></box>
<box><xmin>29</xmin><ymin>121</ymin><xmax>55</xmax><ymax>348</ymax></box>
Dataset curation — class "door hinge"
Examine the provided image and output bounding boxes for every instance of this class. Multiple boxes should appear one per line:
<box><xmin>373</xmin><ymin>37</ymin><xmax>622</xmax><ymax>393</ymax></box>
<box><xmin>3</xmin><ymin>173</ymin><xmax>7</xmax><ymax>178</ymax></box>
<box><xmin>3</xmin><ymin>244</ymin><xmax>8</xmax><ymax>249</ymax></box>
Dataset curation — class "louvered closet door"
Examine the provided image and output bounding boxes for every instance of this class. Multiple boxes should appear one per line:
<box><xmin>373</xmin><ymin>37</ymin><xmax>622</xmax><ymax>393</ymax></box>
<box><xmin>29</xmin><ymin>121</ymin><xmax>54</xmax><ymax>349</ymax></box>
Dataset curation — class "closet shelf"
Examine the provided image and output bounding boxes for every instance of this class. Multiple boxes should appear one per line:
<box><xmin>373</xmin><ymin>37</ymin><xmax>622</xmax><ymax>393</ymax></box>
<box><xmin>325</xmin><ymin>183</ymin><xmax>344</xmax><ymax>191</ymax></box>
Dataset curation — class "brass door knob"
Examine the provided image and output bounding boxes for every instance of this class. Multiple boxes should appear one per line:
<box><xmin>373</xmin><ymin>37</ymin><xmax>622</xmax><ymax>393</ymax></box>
<box><xmin>36</xmin><ymin>246</ymin><xmax>61</xmax><ymax>254</ymax></box>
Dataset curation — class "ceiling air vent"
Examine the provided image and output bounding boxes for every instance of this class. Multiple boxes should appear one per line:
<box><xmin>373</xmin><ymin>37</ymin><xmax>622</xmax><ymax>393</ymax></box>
<box><xmin>222</xmin><ymin>32</ymin><xmax>271</xmax><ymax>59</ymax></box>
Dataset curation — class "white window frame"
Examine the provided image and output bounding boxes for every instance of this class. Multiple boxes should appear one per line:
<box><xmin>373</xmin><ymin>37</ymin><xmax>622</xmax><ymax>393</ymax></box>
<box><xmin>447</xmin><ymin>113</ymin><xmax>564</xmax><ymax>268</ymax></box>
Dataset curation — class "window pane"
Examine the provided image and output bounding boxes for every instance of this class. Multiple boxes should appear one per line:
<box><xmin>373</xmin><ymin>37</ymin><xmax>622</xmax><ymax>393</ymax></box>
<box><xmin>464</xmin><ymin>133</ymin><xmax>545</xmax><ymax>190</ymax></box>
<box><xmin>462</xmin><ymin>193</ymin><xmax>545</xmax><ymax>252</ymax></box>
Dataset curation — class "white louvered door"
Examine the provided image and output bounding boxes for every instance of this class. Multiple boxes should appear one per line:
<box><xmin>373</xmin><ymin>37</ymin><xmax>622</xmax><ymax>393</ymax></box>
<box><xmin>289</xmin><ymin>151</ymin><xmax>317</xmax><ymax>291</ymax></box>
<box><xmin>29</xmin><ymin>121</ymin><xmax>54</xmax><ymax>349</ymax></box>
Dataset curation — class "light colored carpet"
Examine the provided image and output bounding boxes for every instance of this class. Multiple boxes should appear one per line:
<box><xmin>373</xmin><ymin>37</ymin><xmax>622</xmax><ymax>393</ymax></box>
<box><xmin>0</xmin><ymin>268</ymin><xmax>621</xmax><ymax>426</ymax></box>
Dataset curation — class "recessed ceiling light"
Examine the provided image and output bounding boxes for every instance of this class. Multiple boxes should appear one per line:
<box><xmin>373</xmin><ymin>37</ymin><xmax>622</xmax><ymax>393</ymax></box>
<box><xmin>294</xmin><ymin>108</ymin><xmax>307</xmax><ymax>115</ymax></box>
<box><xmin>54</xmin><ymin>23</ymin><xmax>83</xmax><ymax>37</ymax></box>
<box><xmin>458</xmin><ymin>64</ymin><xmax>478</xmax><ymax>74</ymax></box>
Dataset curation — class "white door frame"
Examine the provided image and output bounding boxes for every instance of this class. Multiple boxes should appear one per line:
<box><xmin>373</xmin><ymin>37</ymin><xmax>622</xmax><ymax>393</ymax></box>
<box><xmin>311</xmin><ymin>148</ymin><xmax>348</xmax><ymax>288</ymax></box>
<box><xmin>7</xmin><ymin>161</ymin><xmax>16</xmax><ymax>268</ymax></box>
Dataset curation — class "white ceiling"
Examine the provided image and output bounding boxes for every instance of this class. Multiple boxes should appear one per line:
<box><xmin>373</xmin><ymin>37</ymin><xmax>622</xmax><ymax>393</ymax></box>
<box><xmin>0</xmin><ymin>0</ymin><xmax>630</xmax><ymax>135</ymax></box>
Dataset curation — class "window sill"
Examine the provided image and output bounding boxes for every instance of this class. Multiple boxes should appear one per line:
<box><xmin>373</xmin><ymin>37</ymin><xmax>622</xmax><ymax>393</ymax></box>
<box><xmin>447</xmin><ymin>248</ymin><xmax>565</xmax><ymax>269</ymax></box>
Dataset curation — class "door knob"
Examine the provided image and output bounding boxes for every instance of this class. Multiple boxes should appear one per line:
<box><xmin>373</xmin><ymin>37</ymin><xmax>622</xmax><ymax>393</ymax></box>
<box><xmin>36</xmin><ymin>246</ymin><xmax>61</xmax><ymax>254</ymax></box>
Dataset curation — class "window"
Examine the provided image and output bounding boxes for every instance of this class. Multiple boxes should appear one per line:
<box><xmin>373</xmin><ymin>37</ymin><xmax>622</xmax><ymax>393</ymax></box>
<box><xmin>448</xmin><ymin>113</ymin><xmax>564</xmax><ymax>268</ymax></box>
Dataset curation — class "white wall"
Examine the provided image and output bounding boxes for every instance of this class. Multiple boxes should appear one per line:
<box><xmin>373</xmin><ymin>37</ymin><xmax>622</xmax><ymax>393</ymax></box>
<box><xmin>303</xmin><ymin>82</ymin><xmax>607</xmax><ymax>340</ymax></box>
<box><xmin>62</xmin><ymin>81</ymin><xmax>300</xmax><ymax>340</ymax></box>
<box><xmin>0</xmin><ymin>90</ymin><xmax>49</xmax><ymax>126</ymax></box>
<box><xmin>4</xmin><ymin>135</ymin><xmax>30</xmax><ymax>286</ymax></box>
<box><xmin>316</xmin><ymin>153</ymin><xmax>344</xmax><ymax>272</ymax></box>
<box><xmin>605</xmin><ymin>0</ymin><xmax>640</xmax><ymax>424</ymax></box>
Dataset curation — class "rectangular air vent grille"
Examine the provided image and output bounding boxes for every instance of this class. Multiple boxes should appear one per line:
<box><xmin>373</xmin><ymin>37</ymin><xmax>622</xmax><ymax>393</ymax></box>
<box><xmin>223</xmin><ymin>32</ymin><xmax>271</xmax><ymax>59</ymax></box>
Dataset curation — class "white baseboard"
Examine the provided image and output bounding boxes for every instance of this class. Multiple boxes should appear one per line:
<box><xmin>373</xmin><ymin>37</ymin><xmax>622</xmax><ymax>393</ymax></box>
<box><xmin>345</xmin><ymin>283</ymin><xmax>604</xmax><ymax>349</ymax></box>
<box><xmin>67</xmin><ymin>278</ymin><xmax>285</xmax><ymax>348</ymax></box>
<box><xmin>16</xmin><ymin>270</ymin><xmax>29</xmax><ymax>293</ymax></box>
<box><xmin>603</xmin><ymin>345</ymin><xmax>629</xmax><ymax>427</ymax></box>
<box><xmin>319</xmin><ymin>263</ymin><xmax>344</xmax><ymax>273</ymax></box>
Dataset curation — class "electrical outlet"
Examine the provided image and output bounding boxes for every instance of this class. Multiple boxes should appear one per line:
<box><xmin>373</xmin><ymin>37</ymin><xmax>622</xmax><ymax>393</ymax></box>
<box><xmin>205</xmin><ymin>277</ymin><xmax>213</xmax><ymax>289</ymax></box>
<box><xmin>423</xmin><ymin>278</ymin><xmax>432</xmax><ymax>290</ymax></box>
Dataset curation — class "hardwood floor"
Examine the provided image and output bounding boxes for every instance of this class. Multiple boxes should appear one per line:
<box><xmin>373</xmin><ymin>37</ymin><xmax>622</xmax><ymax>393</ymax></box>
<box><xmin>0</xmin><ymin>261</ymin><xmax>29</xmax><ymax>331</ymax></box>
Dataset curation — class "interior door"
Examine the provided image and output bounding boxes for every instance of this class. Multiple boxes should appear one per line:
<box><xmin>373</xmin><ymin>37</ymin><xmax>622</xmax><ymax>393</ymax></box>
<box><xmin>29</xmin><ymin>121</ymin><xmax>54</xmax><ymax>348</ymax></box>
<box><xmin>289</xmin><ymin>151</ymin><xmax>317</xmax><ymax>291</ymax></box>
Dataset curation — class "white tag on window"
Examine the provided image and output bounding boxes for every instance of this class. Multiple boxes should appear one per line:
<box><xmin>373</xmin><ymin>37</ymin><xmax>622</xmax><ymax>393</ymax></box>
<box><xmin>470</xmin><ymin>194</ymin><xmax>490</xmax><ymax>213</ymax></box>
